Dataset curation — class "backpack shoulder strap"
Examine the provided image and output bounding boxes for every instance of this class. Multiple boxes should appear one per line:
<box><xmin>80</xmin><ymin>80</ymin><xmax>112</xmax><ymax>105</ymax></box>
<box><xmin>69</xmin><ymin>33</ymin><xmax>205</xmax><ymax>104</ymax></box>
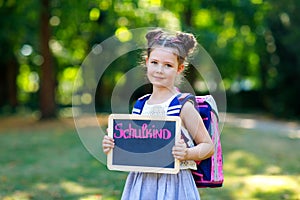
<box><xmin>132</xmin><ymin>94</ymin><xmax>151</xmax><ymax>115</ymax></box>
<box><xmin>177</xmin><ymin>93</ymin><xmax>197</xmax><ymax>109</ymax></box>
<box><xmin>132</xmin><ymin>93</ymin><xmax>196</xmax><ymax>115</ymax></box>
<box><xmin>165</xmin><ymin>93</ymin><xmax>195</xmax><ymax>116</ymax></box>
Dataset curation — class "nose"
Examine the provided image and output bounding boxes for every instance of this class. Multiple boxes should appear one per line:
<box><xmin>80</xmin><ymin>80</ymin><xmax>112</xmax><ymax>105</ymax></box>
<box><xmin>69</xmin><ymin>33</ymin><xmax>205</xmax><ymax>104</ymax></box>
<box><xmin>156</xmin><ymin>64</ymin><xmax>164</xmax><ymax>73</ymax></box>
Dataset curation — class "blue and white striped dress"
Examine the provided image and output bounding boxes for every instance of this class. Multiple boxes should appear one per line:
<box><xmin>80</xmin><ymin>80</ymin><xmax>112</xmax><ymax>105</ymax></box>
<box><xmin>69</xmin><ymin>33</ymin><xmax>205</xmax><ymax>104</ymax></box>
<box><xmin>121</xmin><ymin>94</ymin><xmax>200</xmax><ymax>200</ymax></box>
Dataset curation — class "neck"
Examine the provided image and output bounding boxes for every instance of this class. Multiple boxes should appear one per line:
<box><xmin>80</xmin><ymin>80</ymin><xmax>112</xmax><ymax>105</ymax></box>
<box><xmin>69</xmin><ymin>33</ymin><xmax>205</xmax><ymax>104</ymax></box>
<box><xmin>149</xmin><ymin>86</ymin><xmax>179</xmax><ymax>104</ymax></box>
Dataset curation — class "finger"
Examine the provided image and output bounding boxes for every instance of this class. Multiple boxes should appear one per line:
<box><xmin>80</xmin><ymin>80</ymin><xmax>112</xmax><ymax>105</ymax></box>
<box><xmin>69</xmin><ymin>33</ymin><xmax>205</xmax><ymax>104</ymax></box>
<box><xmin>104</xmin><ymin>135</ymin><xmax>114</xmax><ymax>141</ymax></box>
<box><xmin>102</xmin><ymin>140</ymin><xmax>115</xmax><ymax>148</ymax></box>
<box><xmin>172</xmin><ymin>145</ymin><xmax>187</xmax><ymax>160</ymax></box>
<box><xmin>173</xmin><ymin>152</ymin><xmax>185</xmax><ymax>161</ymax></box>
<box><xmin>103</xmin><ymin>147</ymin><xmax>112</xmax><ymax>154</ymax></box>
<box><xmin>179</xmin><ymin>139</ymin><xmax>187</xmax><ymax>147</ymax></box>
<box><xmin>179</xmin><ymin>139</ymin><xmax>185</xmax><ymax>144</ymax></box>
<box><xmin>102</xmin><ymin>142</ymin><xmax>114</xmax><ymax>148</ymax></box>
<box><xmin>102</xmin><ymin>136</ymin><xmax>115</xmax><ymax>154</ymax></box>
<box><xmin>102</xmin><ymin>138</ymin><xmax>114</xmax><ymax>145</ymax></box>
<box><xmin>173</xmin><ymin>143</ymin><xmax>186</xmax><ymax>152</ymax></box>
<box><xmin>103</xmin><ymin>143</ymin><xmax>114</xmax><ymax>154</ymax></box>
<box><xmin>172</xmin><ymin>148</ymin><xmax>185</xmax><ymax>156</ymax></box>
<box><xmin>102</xmin><ymin>136</ymin><xmax>114</xmax><ymax>145</ymax></box>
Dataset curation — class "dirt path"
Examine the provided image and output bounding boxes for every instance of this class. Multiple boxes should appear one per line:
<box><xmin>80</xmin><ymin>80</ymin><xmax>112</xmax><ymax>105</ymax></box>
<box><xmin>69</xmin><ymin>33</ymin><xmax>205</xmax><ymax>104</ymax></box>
<box><xmin>223</xmin><ymin>113</ymin><xmax>300</xmax><ymax>138</ymax></box>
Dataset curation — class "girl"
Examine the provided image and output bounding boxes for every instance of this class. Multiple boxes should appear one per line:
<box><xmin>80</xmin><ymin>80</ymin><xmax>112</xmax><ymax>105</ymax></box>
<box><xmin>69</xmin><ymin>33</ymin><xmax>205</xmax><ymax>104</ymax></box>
<box><xmin>102</xmin><ymin>28</ymin><xmax>214</xmax><ymax>200</ymax></box>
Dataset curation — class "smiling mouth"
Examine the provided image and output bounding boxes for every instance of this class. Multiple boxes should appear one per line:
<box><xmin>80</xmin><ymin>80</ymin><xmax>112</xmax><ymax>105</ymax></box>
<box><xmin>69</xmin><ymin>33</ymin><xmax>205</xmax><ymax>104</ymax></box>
<box><xmin>153</xmin><ymin>76</ymin><xmax>164</xmax><ymax>79</ymax></box>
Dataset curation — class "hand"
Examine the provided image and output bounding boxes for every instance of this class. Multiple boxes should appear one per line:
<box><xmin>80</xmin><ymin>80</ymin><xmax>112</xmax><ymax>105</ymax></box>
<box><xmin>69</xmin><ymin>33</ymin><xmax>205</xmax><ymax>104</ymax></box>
<box><xmin>172</xmin><ymin>139</ymin><xmax>188</xmax><ymax>161</ymax></box>
<box><xmin>102</xmin><ymin>135</ymin><xmax>115</xmax><ymax>154</ymax></box>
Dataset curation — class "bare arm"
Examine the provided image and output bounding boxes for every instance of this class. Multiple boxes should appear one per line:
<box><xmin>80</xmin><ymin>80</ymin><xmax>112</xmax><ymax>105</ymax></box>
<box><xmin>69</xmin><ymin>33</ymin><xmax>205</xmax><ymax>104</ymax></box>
<box><xmin>173</xmin><ymin>101</ymin><xmax>214</xmax><ymax>161</ymax></box>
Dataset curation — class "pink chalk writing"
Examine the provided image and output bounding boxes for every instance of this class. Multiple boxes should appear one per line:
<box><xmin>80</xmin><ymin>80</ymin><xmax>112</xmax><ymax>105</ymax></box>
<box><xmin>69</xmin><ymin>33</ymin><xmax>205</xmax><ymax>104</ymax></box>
<box><xmin>114</xmin><ymin>123</ymin><xmax>172</xmax><ymax>139</ymax></box>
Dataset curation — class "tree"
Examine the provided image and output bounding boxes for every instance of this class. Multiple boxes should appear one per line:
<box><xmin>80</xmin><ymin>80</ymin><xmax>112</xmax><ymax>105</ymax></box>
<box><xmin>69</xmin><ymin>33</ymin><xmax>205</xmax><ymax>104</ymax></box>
<box><xmin>39</xmin><ymin>0</ymin><xmax>56</xmax><ymax>118</ymax></box>
<box><xmin>0</xmin><ymin>0</ymin><xmax>299</xmax><ymax>117</ymax></box>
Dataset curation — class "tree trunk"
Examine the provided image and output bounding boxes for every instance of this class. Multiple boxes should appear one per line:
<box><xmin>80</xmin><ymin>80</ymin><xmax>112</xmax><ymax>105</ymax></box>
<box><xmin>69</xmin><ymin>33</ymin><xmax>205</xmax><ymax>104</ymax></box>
<box><xmin>39</xmin><ymin>0</ymin><xmax>56</xmax><ymax>119</ymax></box>
<box><xmin>7</xmin><ymin>55</ymin><xmax>18</xmax><ymax>109</ymax></box>
<box><xmin>182</xmin><ymin>0</ymin><xmax>198</xmax><ymax>92</ymax></box>
<box><xmin>0</xmin><ymin>53</ymin><xmax>18</xmax><ymax>111</ymax></box>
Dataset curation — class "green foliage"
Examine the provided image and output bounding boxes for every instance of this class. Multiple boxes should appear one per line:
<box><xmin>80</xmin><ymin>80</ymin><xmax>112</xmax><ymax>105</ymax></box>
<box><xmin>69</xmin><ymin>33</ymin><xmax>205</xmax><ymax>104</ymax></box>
<box><xmin>0</xmin><ymin>0</ymin><xmax>300</xmax><ymax>116</ymax></box>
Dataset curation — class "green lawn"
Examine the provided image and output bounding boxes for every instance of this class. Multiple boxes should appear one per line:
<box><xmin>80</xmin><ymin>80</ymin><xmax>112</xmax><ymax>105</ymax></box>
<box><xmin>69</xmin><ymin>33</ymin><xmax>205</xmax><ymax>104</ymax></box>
<box><xmin>0</xmin><ymin>116</ymin><xmax>299</xmax><ymax>200</ymax></box>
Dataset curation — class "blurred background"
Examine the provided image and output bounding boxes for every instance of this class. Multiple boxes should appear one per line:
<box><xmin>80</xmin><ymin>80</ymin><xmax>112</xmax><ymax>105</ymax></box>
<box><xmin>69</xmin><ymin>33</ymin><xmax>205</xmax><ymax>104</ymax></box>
<box><xmin>1</xmin><ymin>0</ymin><xmax>300</xmax><ymax>118</ymax></box>
<box><xmin>0</xmin><ymin>0</ymin><xmax>299</xmax><ymax>200</ymax></box>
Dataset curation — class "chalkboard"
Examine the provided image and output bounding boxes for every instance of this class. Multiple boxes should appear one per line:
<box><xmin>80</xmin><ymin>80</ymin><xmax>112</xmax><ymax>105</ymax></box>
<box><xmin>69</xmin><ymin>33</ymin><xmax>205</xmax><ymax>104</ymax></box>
<box><xmin>107</xmin><ymin>114</ymin><xmax>181</xmax><ymax>174</ymax></box>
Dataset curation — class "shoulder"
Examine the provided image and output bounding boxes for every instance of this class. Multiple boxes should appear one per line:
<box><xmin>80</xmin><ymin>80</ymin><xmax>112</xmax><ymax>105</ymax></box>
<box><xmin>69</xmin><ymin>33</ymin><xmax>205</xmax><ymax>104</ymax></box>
<box><xmin>181</xmin><ymin>100</ymin><xmax>197</xmax><ymax>114</ymax></box>
<box><xmin>132</xmin><ymin>94</ymin><xmax>151</xmax><ymax>114</ymax></box>
<box><xmin>180</xmin><ymin>98</ymin><xmax>205</xmax><ymax>133</ymax></box>
<box><xmin>176</xmin><ymin>93</ymin><xmax>197</xmax><ymax>115</ymax></box>
<box><xmin>180</xmin><ymin>100</ymin><xmax>200</xmax><ymax>127</ymax></box>
<box><xmin>137</xmin><ymin>94</ymin><xmax>151</xmax><ymax>101</ymax></box>
<box><xmin>134</xmin><ymin>94</ymin><xmax>151</xmax><ymax>105</ymax></box>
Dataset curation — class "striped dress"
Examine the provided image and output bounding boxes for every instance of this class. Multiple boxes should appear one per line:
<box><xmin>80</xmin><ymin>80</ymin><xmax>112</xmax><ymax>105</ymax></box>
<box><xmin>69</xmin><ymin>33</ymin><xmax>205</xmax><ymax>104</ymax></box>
<box><xmin>121</xmin><ymin>94</ymin><xmax>200</xmax><ymax>200</ymax></box>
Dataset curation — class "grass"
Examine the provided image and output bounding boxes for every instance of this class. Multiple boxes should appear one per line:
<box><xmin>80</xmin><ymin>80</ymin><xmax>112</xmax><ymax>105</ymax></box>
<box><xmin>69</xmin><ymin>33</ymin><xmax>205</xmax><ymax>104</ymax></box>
<box><xmin>0</xmin><ymin>115</ymin><xmax>299</xmax><ymax>200</ymax></box>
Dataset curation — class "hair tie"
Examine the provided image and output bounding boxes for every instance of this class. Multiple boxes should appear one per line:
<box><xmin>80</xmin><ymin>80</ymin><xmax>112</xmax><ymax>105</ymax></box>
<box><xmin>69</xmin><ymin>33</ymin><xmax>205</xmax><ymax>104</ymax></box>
<box><xmin>170</xmin><ymin>37</ymin><xmax>182</xmax><ymax>43</ymax></box>
<box><xmin>154</xmin><ymin>33</ymin><xmax>162</xmax><ymax>41</ymax></box>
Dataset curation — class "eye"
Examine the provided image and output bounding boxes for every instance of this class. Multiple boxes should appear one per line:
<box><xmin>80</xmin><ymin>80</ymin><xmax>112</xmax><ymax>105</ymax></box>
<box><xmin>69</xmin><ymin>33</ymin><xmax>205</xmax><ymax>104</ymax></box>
<box><xmin>150</xmin><ymin>61</ymin><xmax>158</xmax><ymax>65</ymax></box>
<box><xmin>165</xmin><ymin>64</ymin><xmax>173</xmax><ymax>68</ymax></box>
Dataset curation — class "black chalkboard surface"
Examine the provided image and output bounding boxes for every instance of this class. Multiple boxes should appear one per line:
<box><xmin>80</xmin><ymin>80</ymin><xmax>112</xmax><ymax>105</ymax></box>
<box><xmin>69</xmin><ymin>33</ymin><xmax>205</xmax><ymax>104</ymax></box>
<box><xmin>107</xmin><ymin>114</ymin><xmax>181</xmax><ymax>174</ymax></box>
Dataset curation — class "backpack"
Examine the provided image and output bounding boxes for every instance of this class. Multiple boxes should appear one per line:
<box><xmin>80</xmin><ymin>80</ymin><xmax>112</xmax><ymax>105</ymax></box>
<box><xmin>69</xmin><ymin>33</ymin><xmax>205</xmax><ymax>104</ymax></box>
<box><xmin>132</xmin><ymin>93</ymin><xmax>224</xmax><ymax>188</ymax></box>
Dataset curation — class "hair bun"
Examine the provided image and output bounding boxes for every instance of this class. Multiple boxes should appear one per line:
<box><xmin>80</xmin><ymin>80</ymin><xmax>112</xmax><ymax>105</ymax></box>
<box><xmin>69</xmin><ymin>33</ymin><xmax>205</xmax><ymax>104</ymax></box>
<box><xmin>145</xmin><ymin>29</ymin><xmax>163</xmax><ymax>42</ymax></box>
<box><xmin>176</xmin><ymin>32</ymin><xmax>197</xmax><ymax>54</ymax></box>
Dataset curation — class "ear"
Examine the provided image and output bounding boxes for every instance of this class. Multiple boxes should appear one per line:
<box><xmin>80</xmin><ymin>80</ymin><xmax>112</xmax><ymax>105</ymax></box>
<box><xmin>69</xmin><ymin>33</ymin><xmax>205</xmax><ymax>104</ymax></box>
<box><xmin>177</xmin><ymin>64</ymin><xmax>185</xmax><ymax>74</ymax></box>
<box><xmin>145</xmin><ymin>57</ymin><xmax>149</xmax><ymax>64</ymax></box>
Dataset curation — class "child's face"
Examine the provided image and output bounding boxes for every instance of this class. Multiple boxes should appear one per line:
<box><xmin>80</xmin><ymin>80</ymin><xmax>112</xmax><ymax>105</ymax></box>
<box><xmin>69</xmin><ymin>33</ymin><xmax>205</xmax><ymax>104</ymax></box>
<box><xmin>146</xmin><ymin>47</ymin><xmax>184</xmax><ymax>89</ymax></box>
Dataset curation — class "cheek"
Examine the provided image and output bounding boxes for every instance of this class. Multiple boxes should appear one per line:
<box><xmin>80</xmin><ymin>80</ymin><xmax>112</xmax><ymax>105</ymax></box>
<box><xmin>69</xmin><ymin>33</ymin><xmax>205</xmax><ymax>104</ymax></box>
<box><xmin>146</xmin><ymin>66</ymin><xmax>154</xmax><ymax>79</ymax></box>
<box><xmin>146</xmin><ymin>65</ymin><xmax>152</xmax><ymax>74</ymax></box>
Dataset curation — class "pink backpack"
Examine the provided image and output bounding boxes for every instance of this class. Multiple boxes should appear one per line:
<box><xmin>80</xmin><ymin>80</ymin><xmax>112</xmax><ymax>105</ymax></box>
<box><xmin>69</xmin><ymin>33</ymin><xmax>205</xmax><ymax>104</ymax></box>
<box><xmin>178</xmin><ymin>94</ymin><xmax>224</xmax><ymax>188</ymax></box>
<box><xmin>132</xmin><ymin>93</ymin><xmax>224</xmax><ymax>187</ymax></box>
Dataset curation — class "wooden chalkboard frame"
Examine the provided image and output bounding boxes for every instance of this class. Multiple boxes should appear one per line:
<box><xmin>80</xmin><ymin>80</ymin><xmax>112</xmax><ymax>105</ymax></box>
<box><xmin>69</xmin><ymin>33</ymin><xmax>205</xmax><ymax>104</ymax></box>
<box><xmin>107</xmin><ymin>114</ymin><xmax>181</xmax><ymax>174</ymax></box>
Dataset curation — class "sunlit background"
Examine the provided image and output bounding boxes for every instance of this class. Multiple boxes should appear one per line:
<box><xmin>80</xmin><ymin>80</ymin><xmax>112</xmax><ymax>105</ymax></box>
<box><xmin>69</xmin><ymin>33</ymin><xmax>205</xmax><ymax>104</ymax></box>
<box><xmin>0</xmin><ymin>0</ymin><xmax>299</xmax><ymax>199</ymax></box>
<box><xmin>1</xmin><ymin>0</ymin><xmax>299</xmax><ymax>118</ymax></box>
